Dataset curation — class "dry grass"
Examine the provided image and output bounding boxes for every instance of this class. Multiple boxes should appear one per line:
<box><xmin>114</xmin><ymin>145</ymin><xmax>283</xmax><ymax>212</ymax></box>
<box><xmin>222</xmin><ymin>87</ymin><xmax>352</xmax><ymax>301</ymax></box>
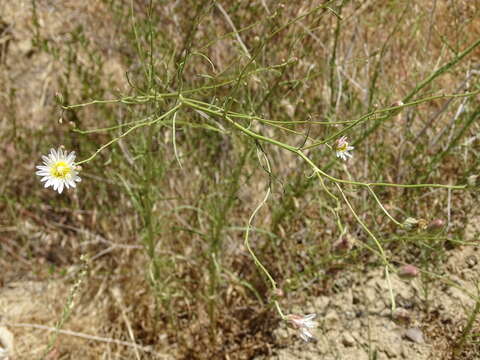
<box><xmin>1</xmin><ymin>1</ymin><xmax>479</xmax><ymax>359</ymax></box>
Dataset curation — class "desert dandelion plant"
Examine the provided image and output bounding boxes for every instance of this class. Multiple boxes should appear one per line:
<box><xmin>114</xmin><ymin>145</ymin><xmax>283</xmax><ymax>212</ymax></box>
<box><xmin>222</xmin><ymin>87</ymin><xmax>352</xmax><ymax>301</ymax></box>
<box><xmin>334</xmin><ymin>136</ymin><xmax>354</xmax><ymax>161</ymax></box>
<box><xmin>36</xmin><ymin>148</ymin><xmax>81</xmax><ymax>194</ymax></box>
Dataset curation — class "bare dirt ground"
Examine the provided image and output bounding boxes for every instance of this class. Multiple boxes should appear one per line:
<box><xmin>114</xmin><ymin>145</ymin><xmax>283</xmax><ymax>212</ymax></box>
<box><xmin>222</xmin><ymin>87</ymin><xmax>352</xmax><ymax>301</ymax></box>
<box><xmin>267</xmin><ymin>250</ymin><xmax>479</xmax><ymax>360</ymax></box>
<box><xmin>263</xmin><ymin>215</ymin><xmax>480</xmax><ymax>360</ymax></box>
<box><xmin>1</xmin><ymin>238</ymin><xmax>478</xmax><ymax>359</ymax></box>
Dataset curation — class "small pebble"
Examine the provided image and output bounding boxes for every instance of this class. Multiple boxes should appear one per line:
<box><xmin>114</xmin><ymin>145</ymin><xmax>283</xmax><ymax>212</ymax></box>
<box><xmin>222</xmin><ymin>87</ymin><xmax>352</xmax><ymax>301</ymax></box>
<box><xmin>465</xmin><ymin>255</ymin><xmax>477</xmax><ymax>268</ymax></box>
<box><xmin>393</xmin><ymin>308</ymin><xmax>411</xmax><ymax>325</ymax></box>
<box><xmin>395</xmin><ymin>294</ymin><xmax>415</xmax><ymax>309</ymax></box>
<box><xmin>0</xmin><ymin>327</ymin><xmax>14</xmax><ymax>360</ymax></box>
<box><xmin>324</xmin><ymin>310</ymin><xmax>339</xmax><ymax>326</ymax></box>
<box><xmin>342</xmin><ymin>333</ymin><xmax>355</xmax><ymax>347</ymax></box>
<box><xmin>404</xmin><ymin>327</ymin><xmax>424</xmax><ymax>343</ymax></box>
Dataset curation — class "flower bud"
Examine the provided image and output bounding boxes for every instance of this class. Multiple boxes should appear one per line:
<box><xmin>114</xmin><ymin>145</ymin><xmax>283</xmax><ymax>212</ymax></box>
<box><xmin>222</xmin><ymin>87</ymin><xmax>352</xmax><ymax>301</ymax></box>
<box><xmin>428</xmin><ymin>219</ymin><xmax>445</xmax><ymax>230</ymax></box>
<box><xmin>403</xmin><ymin>217</ymin><xmax>418</xmax><ymax>230</ymax></box>
<box><xmin>272</xmin><ymin>288</ymin><xmax>285</xmax><ymax>298</ymax></box>
<box><xmin>398</xmin><ymin>264</ymin><xmax>419</xmax><ymax>279</ymax></box>
<box><xmin>403</xmin><ymin>217</ymin><xmax>427</xmax><ymax>230</ymax></box>
<box><xmin>332</xmin><ymin>236</ymin><xmax>353</xmax><ymax>252</ymax></box>
<box><xmin>467</xmin><ymin>175</ymin><xmax>478</xmax><ymax>187</ymax></box>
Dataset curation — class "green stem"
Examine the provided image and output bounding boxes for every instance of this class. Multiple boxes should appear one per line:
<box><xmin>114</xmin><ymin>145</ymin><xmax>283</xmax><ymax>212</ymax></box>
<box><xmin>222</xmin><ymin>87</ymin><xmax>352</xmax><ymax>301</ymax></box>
<box><xmin>180</xmin><ymin>96</ymin><xmax>465</xmax><ymax>190</ymax></box>
<box><xmin>75</xmin><ymin>103</ymin><xmax>181</xmax><ymax>165</ymax></box>
<box><xmin>242</xmin><ymin>149</ymin><xmax>285</xmax><ymax>319</ymax></box>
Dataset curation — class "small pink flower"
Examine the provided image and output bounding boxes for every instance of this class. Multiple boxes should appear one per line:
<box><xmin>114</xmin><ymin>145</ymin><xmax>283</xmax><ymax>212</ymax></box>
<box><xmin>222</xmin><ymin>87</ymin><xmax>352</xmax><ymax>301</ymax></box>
<box><xmin>334</xmin><ymin>136</ymin><xmax>354</xmax><ymax>161</ymax></box>
<box><xmin>286</xmin><ymin>313</ymin><xmax>318</xmax><ymax>342</ymax></box>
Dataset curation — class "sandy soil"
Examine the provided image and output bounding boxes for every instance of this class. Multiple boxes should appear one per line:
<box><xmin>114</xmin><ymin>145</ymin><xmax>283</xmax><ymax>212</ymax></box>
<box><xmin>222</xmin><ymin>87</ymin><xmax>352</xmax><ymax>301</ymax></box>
<box><xmin>1</xmin><ymin>241</ymin><xmax>478</xmax><ymax>359</ymax></box>
<box><xmin>262</xmin><ymin>223</ymin><xmax>480</xmax><ymax>360</ymax></box>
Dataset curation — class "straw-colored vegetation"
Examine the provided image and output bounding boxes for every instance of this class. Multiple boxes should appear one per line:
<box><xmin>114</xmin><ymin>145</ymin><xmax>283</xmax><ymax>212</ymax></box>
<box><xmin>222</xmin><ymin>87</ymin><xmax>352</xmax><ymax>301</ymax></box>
<box><xmin>0</xmin><ymin>1</ymin><xmax>479</xmax><ymax>359</ymax></box>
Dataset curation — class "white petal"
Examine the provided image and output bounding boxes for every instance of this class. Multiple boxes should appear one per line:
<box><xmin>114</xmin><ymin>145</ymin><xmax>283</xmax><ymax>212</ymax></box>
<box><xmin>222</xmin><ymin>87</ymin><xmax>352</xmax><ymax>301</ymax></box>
<box><xmin>305</xmin><ymin>321</ymin><xmax>318</xmax><ymax>328</ymax></box>
<box><xmin>304</xmin><ymin>314</ymin><xmax>316</xmax><ymax>320</ymax></box>
<box><xmin>42</xmin><ymin>155</ymin><xmax>51</xmax><ymax>163</ymax></box>
<box><xmin>66</xmin><ymin>152</ymin><xmax>76</xmax><ymax>163</ymax></box>
<box><xmin>299</xmin><ymin>328</ymin><xmax>314</xmax><ymax>342</ymax></box>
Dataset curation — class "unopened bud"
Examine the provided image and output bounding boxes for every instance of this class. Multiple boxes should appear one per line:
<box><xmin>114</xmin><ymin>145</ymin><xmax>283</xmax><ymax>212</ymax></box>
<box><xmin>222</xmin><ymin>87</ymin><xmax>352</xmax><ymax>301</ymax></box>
<box><xmin>428</xmin><ymin>219</ymin><xmax>445</xmax><ymax>230</ymax></box>
<box><xmin>272</xmin><ymin>288</ymin><xmax>285</xmax><ymax>298</ymax></box>
<box><xmin>417</xmin><ymin>219</ymin><xmax>428</xmax><ymax>230</ymax></box>
<box><xmin>398</xmin><ymin>265</ymin><xmax>419</xmax><ymax>279</ymax></box>
<box><xmin>403</xmin><ymin>217</ymin><xmax>427</xmax><ymax>230</ymax></box>
<box><xmin>467</xmin><ymin>175</ymin><xmax>478</xmax><ymax>187</ymax></box>
<box><xmin>55</xmin><ymin>92</ymin><xmax>64</xmax><ymax>104</ymax></box>
<box><xmin>332</xmin><ymin>236</ymin><xmax>353</xmax><ymax>252</ymax></box>
<box><xmin>403</xmin><ymin>217</ymin><xmax>418</xmax><ymax>230</ymax></box>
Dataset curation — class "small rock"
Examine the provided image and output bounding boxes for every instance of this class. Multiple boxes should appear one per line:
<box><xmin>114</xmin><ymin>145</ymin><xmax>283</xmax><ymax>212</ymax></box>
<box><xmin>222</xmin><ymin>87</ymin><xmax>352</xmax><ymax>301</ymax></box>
<box><xmin>465</xmin><ymin>255</ymin><xmax>477</xmax><ymax>268</ymax></box>
<box><xmin>0</xmin><ymin>327</ymin><xmax>14</xmax><ymax>359</ymax></box>
<box><xmin>392</xmin><ymin>308</ymin><xmax>411</xmax><ymax>325</ymax></box>
<box><xmin>324</xmin><ymin>310</ymin><xmax>339</xmax><ymax>327</ymax></box>
<box><xmin>404</xmin><ymin>327</ymin><xmax>424</xmax><ymax>343</ymax></box>
<box><xmin>344</xmin><ymin>310</ymin><xmax>356</xmax><ymax>320</ymax></box>
<box><xmin>395</xmin><ymin>294</ymin><xmax>415</xmax><ymax>309</ymax></box>
<box><xmin>314</xmin><ymin>295</ymin><xmax>330</xmax><ymax>309</ymax></box>
<box><xmin>364</xmin><ymin>287</ymin><xmax>377</xmax><ymax>304</ymax></box>
<box><xmin>342</xmin><ymin>333</ymin><xmax>355</xmax><ymax>347</ymax></box>
<box><xmin>0</xmin><ymin>348</ymin><xmax>7</xmax><ymax>360</ymax></box>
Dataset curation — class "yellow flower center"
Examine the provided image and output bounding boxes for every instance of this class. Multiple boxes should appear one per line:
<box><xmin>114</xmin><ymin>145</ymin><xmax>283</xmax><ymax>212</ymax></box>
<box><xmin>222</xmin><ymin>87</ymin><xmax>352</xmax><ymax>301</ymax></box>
<box><xmin>50</xmin><ymin>161</ymin><xmax>72</xmax><ymax>179</ymax></box>
<box><xmin>337</xmin><ymin>143</ymin><xmax>348</xmax><ymax>152</ymax></box>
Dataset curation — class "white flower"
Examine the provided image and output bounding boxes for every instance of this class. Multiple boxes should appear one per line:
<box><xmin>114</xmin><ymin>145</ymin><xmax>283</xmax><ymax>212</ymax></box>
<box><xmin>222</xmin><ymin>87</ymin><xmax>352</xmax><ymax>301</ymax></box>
<box><xmin>334</xmin><ymin>136</ymin><xmax>354</xmax><ymax>161</ymax></box>
<box><xmin>286</xmin><ymin>313</ymin><xmax>318</xmax><ymax>342</ymax></box>
<box><xmin>36</xmin><ymin>148</ymin><xmax>81</xmax><ymax>194</ymax></box>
